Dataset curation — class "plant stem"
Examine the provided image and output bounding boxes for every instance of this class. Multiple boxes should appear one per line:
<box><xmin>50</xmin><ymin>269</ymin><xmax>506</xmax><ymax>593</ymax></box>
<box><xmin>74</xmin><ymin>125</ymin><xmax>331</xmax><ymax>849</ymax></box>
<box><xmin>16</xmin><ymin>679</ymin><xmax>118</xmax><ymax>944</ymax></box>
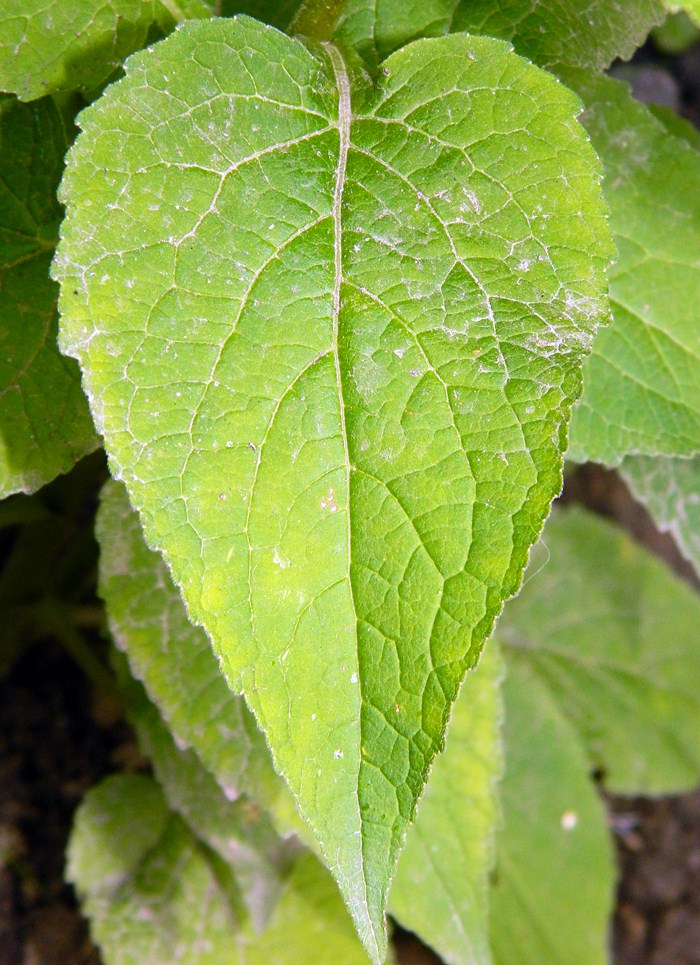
<box><xmin>289</xmin><ymin>0</ymin><xmax>347</xmax><ymax>41</ymax></box>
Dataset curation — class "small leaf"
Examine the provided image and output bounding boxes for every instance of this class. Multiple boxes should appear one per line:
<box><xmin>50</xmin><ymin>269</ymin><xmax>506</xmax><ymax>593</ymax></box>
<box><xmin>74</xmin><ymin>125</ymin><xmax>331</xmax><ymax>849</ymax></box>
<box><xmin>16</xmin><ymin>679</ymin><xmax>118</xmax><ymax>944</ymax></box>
<box><xmin>117</xmin><ymin>658</ymin><xmax>300</xmax><ymax>930</ymax></box>
<box><xmin>498</xmin><ymin>506</ymin><xmax>700</xmax><ymax>794</ymax></box>
<box><xmin>0</xmin><ymin>95</ymin><xmax>97</xmax><ymax>497</ymax></box>
<box><xmin>0</xmin><ymin>0</ymin><xmax>209</xmax><ymax>102</ymax></box>
<box><xmin>568</xmin><ymin>74</ymin><xmax>700</xmax><ymax>464</ymax></box>
<box><xmin>69</xmin><ymin>774</ymin><xmax>248</xmax><ymax>965</ymax></box>
<box><xmin>389</xmin><ymin>644</ymin><xmax>503</xmax><ymax>965</ymax></box>
<box><xmin>67</xmin><ymin>773</ymin><xmax>170</xmax><ymax>896</ymax></box>
<box><xmin>620</xmin><ymin>454</ymin><xmax>700</xmax><ymax>577</ymax></box>
<box><xmin>97</xmin><ymin>480</ymin><xmax>300</xmax><ymax>834</ymax></box>
<box><xmin>55</xmin><ymin>19</ymin><xmax>612</xmax><ymax>956</ymax></box>
<box><xmin>489</xmin><ymin>659</ymin><xmax>616</xmax><ymax>965</ymax></box>
<box><xmin>69</xmin><ymin>773</ymin><xmax>371</xmax><ymax>965</ymax></box>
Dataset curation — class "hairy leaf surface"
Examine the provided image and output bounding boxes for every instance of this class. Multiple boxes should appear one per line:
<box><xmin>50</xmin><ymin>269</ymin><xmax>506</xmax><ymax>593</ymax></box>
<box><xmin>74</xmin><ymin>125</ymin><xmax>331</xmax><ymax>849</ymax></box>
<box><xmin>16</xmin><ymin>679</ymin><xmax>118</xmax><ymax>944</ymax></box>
<box><xmin>0</xmin><ymin>0</ymin><xmax>210</xmax><ymax>101</ymax></box>
<box><xmin>118</xmin><ymin>659</ymin><xmax>300</xmax><ymax>929</ymax></box>
<box><xmin>389</xmin><ymin>644</ymin><xmax>502</xmax><ymax>965</ymax></box>
<box><xmin>55</xmin><ymin>18</ymin><xmax>611</xmax><ymax>955</ymax></box>
<box><xmin>68</xmin><ymin>774</ymin><xmax>368</xmax><ymax>965</ymax></box>
<box><xmin>333</xmin><ymin>0</ymin><xmax>665</xmax><ymax>72</ymax></box>
<box><xmin>620</xmin><ymin>455</ymin><xmax>700</xmax><ymax>577</ymax></box>
<box><xmin>0</xmin><ymin>95</ymin><xmax>97</xmax><ymax>497</ymax></box>
<box><xmin>568</xmin><ymin>74</ymin><xmax>700</xmax><ymax>464</ymax></box>
<box><xmin>498</xmin><ymin>506</ymin><xmax>700</xmax><ymax>793</ymax></box>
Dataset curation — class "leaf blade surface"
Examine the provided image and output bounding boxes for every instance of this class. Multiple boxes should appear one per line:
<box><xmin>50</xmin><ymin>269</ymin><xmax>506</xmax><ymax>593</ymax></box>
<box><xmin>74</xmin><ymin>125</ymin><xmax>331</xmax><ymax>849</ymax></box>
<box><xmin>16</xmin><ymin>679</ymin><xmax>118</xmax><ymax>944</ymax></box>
<box><xmin>55</xmin><ymin>19</ymin><xmax>612</xmax><ymax>955</ymax></box>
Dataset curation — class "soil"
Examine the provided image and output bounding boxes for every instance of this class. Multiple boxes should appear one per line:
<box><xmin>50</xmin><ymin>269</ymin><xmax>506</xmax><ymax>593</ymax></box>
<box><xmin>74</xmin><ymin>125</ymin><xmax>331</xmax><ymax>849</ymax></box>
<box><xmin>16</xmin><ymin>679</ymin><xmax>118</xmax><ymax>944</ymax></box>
<box><xmin>2</xmin><ymin>20</ymin><xmax>700</xmax><ymax>965</ymax></box>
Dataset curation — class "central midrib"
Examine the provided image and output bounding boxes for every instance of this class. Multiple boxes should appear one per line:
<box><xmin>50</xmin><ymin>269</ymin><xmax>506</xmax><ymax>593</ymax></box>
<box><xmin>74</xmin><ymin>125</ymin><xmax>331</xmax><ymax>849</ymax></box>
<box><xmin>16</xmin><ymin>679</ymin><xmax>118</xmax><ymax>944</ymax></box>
<box><xmin>322</xmin><ymin>39</ymin><xmax>380</xmax><ymax>959</ymax></box>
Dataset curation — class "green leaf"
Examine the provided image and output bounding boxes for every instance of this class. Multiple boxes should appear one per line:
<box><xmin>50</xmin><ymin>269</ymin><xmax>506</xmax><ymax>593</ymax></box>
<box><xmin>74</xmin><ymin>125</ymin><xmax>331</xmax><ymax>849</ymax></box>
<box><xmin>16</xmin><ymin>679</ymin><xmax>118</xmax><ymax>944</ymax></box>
<box><xmin>498</xmin><ymin>506</ymin><xmax>700</xmax><ymax>794</ymax></box>
<box><xmin>334</xmin><ymin>1</ymin><xmax>456</xmax><ymax>70</ymax></box>
<box><xmin>332</xmin><ymin>0</ymin><xmax>666</xmax><ymax>73</ymax></box>
<box><xmin>68</xmin><ymin>774</ymin><xmax>248</xmax><ymax>965</ymax></box>
<box><xmin>389</xmin><ymin>643</ymin><xmax>502</xmax><ymax>965</ymax></box>
<box><xmin>55</xmin><ymin>19</ymin><xmax>612</xmax><ymax>957</ymax></box>
<box><xmin>97</xmin><ymin>480</ymin><xmax>300</xmax><ymax>835</ymax></box>
<box><xmin>117</xmin><ymin>658</ymin><xmax>300</xmax><ymax>930</ymax></box>
<box><xmin>244</xmin><ymin>851</ymin><xmax>373</xmax><ymax>965</ymax></box>
<box><xmin>646</xmin><ymin>102</ymin><xmax>700</xmax><ymax>150</ymax></box>
<box><xmin>451</xmin><ymin>0</ymin><xmax>665</xmax><ymax>71</ymax></box>
<box><xmin>219</xmin><ymin>1</ymin><xmax>304</xmax><ymax>28</ymax></box>
<box><xmin>620</xmin><ymin>454</ymin><xmax>700</xmax><ymax>577</ymax></box>
<box><xmin>0</xmin><ymin>0</ymin><xmax>211</xmax><ymax>102</ymax></box>
<box><xmin>0</xmin><ymin>95</ymin><xmax>97</xmax><ymax>497</ymax></box>
<box><xmin>665</xmin><ymin>0</ymin><xmax>700</xmax><ymax>26</ymax></box>
<box><xmin>489</xmin><ymin>658</ymin><xmax>616</xmax><ymax>965</ymax></box>
<box><xmin>567</xmin><ymin>74</ymin><xmax>700</xmax><ymax>465</ymax></box>
<box><xmin>69</xmin><ymin>773</ymin><xmax>371</xmax><ymax>965</ymax></box>
<box><xmin>67</xmin><ymin>773</ymin><xmax>170</xmax><ymax>896</ymax></box>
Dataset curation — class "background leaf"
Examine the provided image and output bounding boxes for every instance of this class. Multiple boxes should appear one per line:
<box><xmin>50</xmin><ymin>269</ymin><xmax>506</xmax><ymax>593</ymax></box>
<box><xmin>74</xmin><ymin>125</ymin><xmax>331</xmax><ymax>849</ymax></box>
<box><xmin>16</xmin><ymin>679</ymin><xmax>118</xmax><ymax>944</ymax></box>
<box><xmin>389</xmin><ymin>644</ymin><xmax>502</xmax><ymax>965</ymax></box>
<box><xmin>498</xmin><ymin>506</ymin><xmax>700</xmax><ymax>794</ymax></box>
<box><xmin>567</xmin><ymin>74</ymin><xmax>700</xmax><ymax>465</ymax></box>
<box><xmin>451</xmin><ymin>0</ymin><xmax>665</xmax><ymax>72</ymax></box>
<box><xmin>55</xmin><ymin>20</ymin><xmax>612</xmax><ymax>956</ymax></box>
<box><xmin>332</xmin><ymin>0</ymin><xmax>665</xmax><ymax>73</ymax></box>
<box><xmin>0</xmin><ymin>95</ymin><xmax>97</xmax><ymax>497</ymax></box>
<box><xmin>69</xmin><ymin>773</ymin><xmax>369</xmax><ymax>965</ymax></box>
<box><xmin>0</xmin><ymin>0</ymin><xmax>211</xmax><ymax>102</ymax></box>
<box><xmin>117</xmin><ymin>659</ymin><xmax>301</xmax><ymax>930</ymax></box>
<box><xmin>620</xmin><ymin>454</ymin><xmax>700</xmax><ymax>577</ymax></box>
<box><xmin>488</xmin><ymin>659</ymin><xmax>616</xmax><ymax>965</ymax></box>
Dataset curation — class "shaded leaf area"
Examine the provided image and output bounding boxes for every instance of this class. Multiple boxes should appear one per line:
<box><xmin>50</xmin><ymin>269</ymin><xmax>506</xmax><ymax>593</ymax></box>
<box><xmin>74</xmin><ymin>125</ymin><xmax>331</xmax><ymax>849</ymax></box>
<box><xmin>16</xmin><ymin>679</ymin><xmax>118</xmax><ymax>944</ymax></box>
<box><xmin>489</xmin><ymin>659</ymin><xmax>615</xmax><ymax>965</ymax></box>
<box><xmin>332</xmin><ymin>0</ymin><xmax>665</xmax><ymax>73</ymax></box>
<box><xmin>667</xmin><ymin>0</ymin><xmax>700</xmax><ymax>25</ymax></box>
<box><xmin>390</xmin><ymin>505</ymin><xmax>700</xmax><ymax>963</ymax></box>
<box><xmin>68</xmin><ymin>773</ymin><xmax>369</xmax><ymax>965</ymax></box>
<box><xmin>55</xmin><ymin>19</ymin><xmax>612</xmax><ymax>956</ymax></box>
<box><xmin>568</xmin><ymin>73</ymin><xmax>700</xmax><ymax>465</ymax></box>
<box><xmin>389</xmin><ymin>645</ymin><xmax>502</xmax><ymax>965</ymax></box>
<box><xmin>0</xmin><ymin>95</ymin><xmax>97</xmax><ymax>497</ymax></box>
<box><xmin>96</xmin><ymin>481</ymin><xmax>303</xmax><ymax>838</ymax></box>
<box><xmin>115</xmin><ymin>657</ymin><xmax>303</xmax><ymax>931</ymax></box>
<box><xmin>620</xmin><ymin>455</ymin><xmax>700</xmax><ymax>578</ymax></box>
<box><xmin>0</xmin><ymin>0</ymin><xmax>212</xmax><ymax>102</ymax></box>
<box><xmin>498</xmin><ymin>506</ymin><xmax>700</xmax><ymax>795</ymax></box>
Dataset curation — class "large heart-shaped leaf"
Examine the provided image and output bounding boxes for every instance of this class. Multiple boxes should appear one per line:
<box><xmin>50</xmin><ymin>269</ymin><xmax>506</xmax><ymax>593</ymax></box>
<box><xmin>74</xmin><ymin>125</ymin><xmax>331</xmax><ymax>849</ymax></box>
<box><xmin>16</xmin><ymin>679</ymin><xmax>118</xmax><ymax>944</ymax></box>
<box><xmin>54</xmin><ymin>17</ymin><xmax>611</xmax><ymax>957</ymax></box>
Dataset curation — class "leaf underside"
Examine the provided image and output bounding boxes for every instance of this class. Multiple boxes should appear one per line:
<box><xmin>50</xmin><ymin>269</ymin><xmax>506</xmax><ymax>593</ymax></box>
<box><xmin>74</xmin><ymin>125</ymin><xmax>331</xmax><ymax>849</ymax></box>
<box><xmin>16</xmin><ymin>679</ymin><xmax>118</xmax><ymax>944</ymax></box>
<box><xmin>55</xmin><ymin>18</ymin><xmax>611</xmax><ymax>957</ymax></box>
<box><xmin>620</xmin><ymin>454</ymin><xmax>700</xmax><ymax>578</ymax></box>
